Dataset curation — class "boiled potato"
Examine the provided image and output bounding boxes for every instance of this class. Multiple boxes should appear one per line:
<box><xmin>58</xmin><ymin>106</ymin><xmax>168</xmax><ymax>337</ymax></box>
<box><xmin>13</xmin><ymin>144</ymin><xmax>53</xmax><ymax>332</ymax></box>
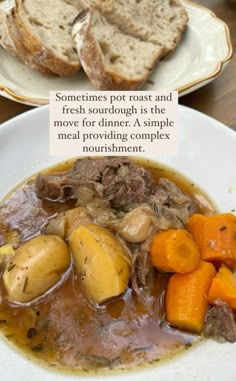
<box><xmin>69</xmin><ymin>224</ymin><xmax>130</xmax><ymax>304</ymax></box>
<box><xmin>3</xmin><ymin>235</ymin><xmax>70</xmax><ymax>303</ymax></box>
<box><xmin>65</xmin><ymin>207</ymin><xmax>92</xmax><ymax>238</ymax></box>
<box><xmin>0</xmin><ymin>244</ymin><xmax>15</xmax><ymax>265</ymax></box>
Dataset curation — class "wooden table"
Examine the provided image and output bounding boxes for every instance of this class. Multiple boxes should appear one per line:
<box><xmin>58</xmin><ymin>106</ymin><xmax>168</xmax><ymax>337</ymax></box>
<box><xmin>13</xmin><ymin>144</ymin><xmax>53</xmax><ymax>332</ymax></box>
<box><xmin>0</xmin><ymin>0</ymin><xmax>235</xmax><ymax>131</ymax></box>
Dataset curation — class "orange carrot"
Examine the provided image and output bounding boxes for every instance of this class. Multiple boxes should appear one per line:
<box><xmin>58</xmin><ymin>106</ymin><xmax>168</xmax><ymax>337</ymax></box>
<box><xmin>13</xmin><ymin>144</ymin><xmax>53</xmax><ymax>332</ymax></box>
<box><xmin>150</xmin><ymin>229</ymin><xmax>200</xmax><ymax>273</ymax></box>
<box><xmin>208</xmin><ymin>264</ymin><xmax>236</xmax><ymax>310</ymax></box>
<box><xmin>188</xmin><ymin>213</ymin><xmax>236</xmax><ymax>264</ymax></box>
<box><xmin>166</xmin><ymin>261</ymin><xmax>216</xmax><ymax>333</ymax></box>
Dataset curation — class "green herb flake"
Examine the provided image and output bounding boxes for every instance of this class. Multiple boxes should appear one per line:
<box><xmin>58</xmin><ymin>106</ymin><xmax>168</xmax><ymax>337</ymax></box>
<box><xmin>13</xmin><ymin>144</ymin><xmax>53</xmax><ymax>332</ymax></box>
<box><xmin>219</xmin><ymin>225</ymin><xmax>227</xmax><ymax>231</ymax></box>
<box><xmin>176</xmin><ymin>215</ymin><xmax>186</xmax><ymax>228</ymax></box>
<box><xmin>27</xmin><ymin>327</ymin><xmax>38</xmax><ymax>339</ymax></box>
<box><xmin>133</xmin><ymin>345</ymin><xmax>153</xmax><ymax>352</ymax></box>
<box><xmin>151</xmin><ymin>203</ymin><xmax>160</xmax><ymax>217</ymax></box>
<box><xmin>23</xmin><ymin>277</ymin><xmax>28</xmax><ymax>293</ymax></box>
<box><xmin>31</xmin><ymin>343</ymin><xmax>43</xmax><ymax>352</ymax></box>
<box><xmin>78</xmin><ymin>353</ymin><xmax>120</xmax><ymax>368</ymax></box>
<box><xmin>185</xmin><ymin>342</ymin><xmax>192</xmax><ymax>349</ymax></box>
<box><xmin>8</xmin><ymin>264</ymin><xmax>16</xmax><ymax>272</ymax></box>
<box><xmin>84</xmin><ymin>354</ymin><xmax>111</xmax><ymax>366</ymax></box>
<box><xmin>110</xmin><ymin>355</ymin><xmax>121</xmax><ymax>364</ymax></box>
<box><xmin>5</xmin><ymin>334</ymin><xmax>14</xmax><ymax>339</ymax></box>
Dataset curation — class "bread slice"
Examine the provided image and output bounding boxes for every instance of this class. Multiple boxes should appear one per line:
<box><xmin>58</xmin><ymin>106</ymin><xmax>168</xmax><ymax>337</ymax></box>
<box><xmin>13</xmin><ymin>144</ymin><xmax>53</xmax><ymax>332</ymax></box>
<box><xmin>63</xmin><ymin>0</ymin><xmax>89</xmax><ymax>9</ymax></box>
<box><xmin>6</xmin><ymin>9</ymin><xmax>53</xmax><ymax>75</ymax></box>
<box><xmin>72</xmin><ymin>9</ymin><xmax>163</xmax><ymax>90</ymax></box>
<box><xmin>84</xmin><ymin>0</ymin><xmax>188</xmax><ymax>57</ymax></box>
<box><xmin>82</xmin><ymin>0</ymin><xmax>113</xmax><ymax>11</ymax></box>
<box><xmin>0</xmin><ymin>10</ymin><xmax>17</xmax><ymax>56</ymax></box>
<box><xmin>14</xmin><ymin>0</ymin><xmax>82</xmax><ymax>76</ymax></box>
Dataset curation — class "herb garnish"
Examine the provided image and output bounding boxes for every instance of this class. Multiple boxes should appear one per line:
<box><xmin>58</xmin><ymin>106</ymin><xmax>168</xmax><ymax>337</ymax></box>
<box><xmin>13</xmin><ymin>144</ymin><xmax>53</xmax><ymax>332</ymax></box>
<box><xmin>185</xmin><ymin>342</ymin><xmax>192</xmax><ymax>349</ymax></box>
<box><xmin>133</xmin><ymin>344</ymin><xmax>153</xmax><ymax>352</ymax></box>
<box><xmin>23</xmin><ymin>276</ymin><xmax>28</xmax><ymax>292</ymax></box>
<box><xmin>31</xmin><ymin>343</ymin><xmax>43</xmax><ymax>352</ymax></box>
<box><xmin>8</xmin><ymin>264</ymin><xmax>16</xmax><ymax>272</ymax></box>
<box><xmin>27</xmin><ymin>327</ymin><xmax>38</xmax><ymax>339</ymax></box>
<box><xmin>219</xmin><ymin>225</ymin><xmax>227</xmax><ymax>231</ymax></box>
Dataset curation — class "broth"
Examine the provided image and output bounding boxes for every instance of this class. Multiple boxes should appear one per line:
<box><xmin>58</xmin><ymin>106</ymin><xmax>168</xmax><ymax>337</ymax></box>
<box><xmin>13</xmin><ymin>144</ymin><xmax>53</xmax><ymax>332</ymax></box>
<box><xmin>0</xmin><ymin>157</ymin><xmax>215</xmax><ymax>373</ymax></box>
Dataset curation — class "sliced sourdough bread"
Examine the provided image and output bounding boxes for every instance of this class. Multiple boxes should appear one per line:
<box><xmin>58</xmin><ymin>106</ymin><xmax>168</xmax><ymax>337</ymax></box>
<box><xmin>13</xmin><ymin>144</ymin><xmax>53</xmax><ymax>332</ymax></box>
<box><xmin>14</xmin><ymin>0</ymin><xmax>82</xmax><ymax>76</ymax></box>
<box><xmin>6</xmin><ymin>9</ymin><xmax>53</xmax><ymax>74</ymax></box>
<box><xmin>72</xmin><ymin>9</ymin><xmax>164</xmax><ymax>90</ymax></box>
<box><xmin>0</xmin><ymin>10</ymin><xmax>17</xmax><ymax>56</ymax></box>
<box><xmin>83</xmin><ymin>0</ymin><xmax>188</xmax><ymax>57</ymax></box>
<box><xmin>81</xmin><ymin>0</ymin><xmax>113</xmax><ymax>11</ymax></box>
<box><xmin>63</xmin><ymin>0</ymin><xmax>89</xmax><ymax>9</ymax></box>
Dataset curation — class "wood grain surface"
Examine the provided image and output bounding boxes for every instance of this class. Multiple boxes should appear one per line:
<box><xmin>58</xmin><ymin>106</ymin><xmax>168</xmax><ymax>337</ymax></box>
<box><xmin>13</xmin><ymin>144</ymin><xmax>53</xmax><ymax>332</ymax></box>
<box><xmin>0</xmin><ymin>0</ymin><xmax>235</xmax><ymax>131</ymax></box>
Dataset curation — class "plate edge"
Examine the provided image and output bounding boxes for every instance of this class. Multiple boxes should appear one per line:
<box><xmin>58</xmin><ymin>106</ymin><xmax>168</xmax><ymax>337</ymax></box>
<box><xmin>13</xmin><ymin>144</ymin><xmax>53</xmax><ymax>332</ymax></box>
<box><xmin>177</xmin><ymin>0</ymin><xmax>233</xmax><ymax>95</ymax></box>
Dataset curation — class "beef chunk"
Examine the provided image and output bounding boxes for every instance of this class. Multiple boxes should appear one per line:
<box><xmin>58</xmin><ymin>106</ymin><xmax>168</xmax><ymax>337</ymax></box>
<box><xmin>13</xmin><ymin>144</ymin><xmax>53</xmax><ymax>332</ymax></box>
<box><xmin>35</xmin><ymin>158</ymin><xmax>196</xmax><ymax>228</ymax></box>
<box><xmin>0</xmin><ymin>184</ymin><xmax>49</xmax><ymax>247</ymax></box>
<box><xmin>131</xmin><ymin>251</ymin><xmax>155</xmax><ymax>295</ymax></box>
<box><xmin>36</xmin><ymin>157</ymin><xmax>152</xmax><ymax>208</ymax></box>
<box><xmin>148</xmin><ymin>178</ymin><xmax>196</xmax><ymax>229</ymax></box>
<box><xmin>203</xmin><ymin>302</ymin><xmax>236</xmax><ymax>343</ymax></box>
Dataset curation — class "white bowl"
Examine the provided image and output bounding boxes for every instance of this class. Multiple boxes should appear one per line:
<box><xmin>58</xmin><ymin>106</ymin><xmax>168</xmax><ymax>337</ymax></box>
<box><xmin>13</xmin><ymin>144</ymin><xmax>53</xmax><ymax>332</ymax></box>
<box><xmin>0</xmin><ymin>105</ymin><xmax>236</xmax><ymax>381</ymax></box>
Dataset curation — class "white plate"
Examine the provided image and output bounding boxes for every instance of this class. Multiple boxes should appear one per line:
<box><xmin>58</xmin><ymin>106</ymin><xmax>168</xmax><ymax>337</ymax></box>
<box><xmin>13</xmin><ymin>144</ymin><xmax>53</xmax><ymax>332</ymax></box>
<box><xmin>0</xmin><ymin>105</ymin><xmax>236</xmax><ymax>381</ymax></box>
<box><xmin>0</xmin><ymin>0</ymin><xmax>233</xmax><ymax>106</ymax></box>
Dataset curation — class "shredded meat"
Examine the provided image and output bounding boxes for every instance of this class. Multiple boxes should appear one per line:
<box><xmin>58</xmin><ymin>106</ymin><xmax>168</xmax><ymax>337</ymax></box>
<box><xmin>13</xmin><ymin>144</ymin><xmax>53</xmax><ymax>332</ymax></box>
<box><xmin>203</xmin><ymin>302</ymin><xmax>236</xmax><ymax>343</ymax></box>
<box><xmin>36</xmin><ymin>157</ymin><xmax>152</xmax><ymax>208</ymax></box>
<box><xmin>2</xmin><ymin>159</ymin><xmax>197</xmax><ymax>254</ymax></box>
<box><xmin>0</xmin><ymin>184</ymin><xmax>49</xmax><ymax>247</ymax></box>
<box><xmin>36</xmin><ymin>158</ymin><xmax>197</xmax><ymax>253</ymax></box>
<box><xmin>148</xmin><ymin>178</ymin><xmax>196</xmax><ymax>229</ymax></box>
<box><xmin>131</xmin><ymin>251</ymin><xmax>154</xmax><ymax>295</ymax></box>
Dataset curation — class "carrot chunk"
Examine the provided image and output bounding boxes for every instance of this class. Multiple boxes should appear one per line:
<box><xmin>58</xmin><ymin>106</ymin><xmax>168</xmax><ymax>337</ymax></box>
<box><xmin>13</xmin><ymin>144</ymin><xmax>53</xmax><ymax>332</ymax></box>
<box><xmin>188</xmin><ymin>213</ymin><xmax>236</xmax><ymax>263</ymax></box>
<box><xmin>208</xmin><ymin>264</ymin><xmax>236</xmax><ymax>310</ymax></box>
<box><xmin>150</xmin><ymin>229</ymin><xmax>200</xmax><ymax>273</ymax></box>
<box><xmin>166</xmin><ymin>261</ymin><xmax>216</xmax><ymax>333</ymax></box>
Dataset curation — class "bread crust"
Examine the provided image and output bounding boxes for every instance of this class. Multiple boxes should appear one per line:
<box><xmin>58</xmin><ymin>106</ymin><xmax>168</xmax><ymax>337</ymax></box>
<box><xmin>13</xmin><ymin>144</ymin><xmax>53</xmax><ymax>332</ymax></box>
<box><xmin>14</xmin><ymin>0</ymin><xmax>81</xmax><ymax>76</ymax></box>
<box><xmin>72</xmin><ymin>10</ymin><xmax>162</xmax><ymax>90</ymax></box>
<box><xmin>6</xmin><ymin>9</ymin><xmax>53</xmax><ymax>75</ymax></box>
<box><xmin>0</xmin><ymin>10</ymin><xmax>17</xmax><ymax>56</ymax></box>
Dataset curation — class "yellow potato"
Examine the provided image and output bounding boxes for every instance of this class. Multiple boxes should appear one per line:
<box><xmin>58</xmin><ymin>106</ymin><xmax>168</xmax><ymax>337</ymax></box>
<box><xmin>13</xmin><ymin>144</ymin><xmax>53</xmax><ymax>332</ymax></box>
<box><xmin>69</xmin><ymin>224</ymin><xmax>130</xmax><ymax>304</ymax></box>
<box><xmin>3</xmin><ymin>235</ymin><xmax>70</xmax><ymax>303</ymax></box>
<box><xmin>0</xmin><ymin>244</ymin><xmax>15</xmax><ymax>265</ymax></box>
<box><xmin>65</xmin><ymin>207</ymin><xmax>92</xmax><ymax>238</ymax></box>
